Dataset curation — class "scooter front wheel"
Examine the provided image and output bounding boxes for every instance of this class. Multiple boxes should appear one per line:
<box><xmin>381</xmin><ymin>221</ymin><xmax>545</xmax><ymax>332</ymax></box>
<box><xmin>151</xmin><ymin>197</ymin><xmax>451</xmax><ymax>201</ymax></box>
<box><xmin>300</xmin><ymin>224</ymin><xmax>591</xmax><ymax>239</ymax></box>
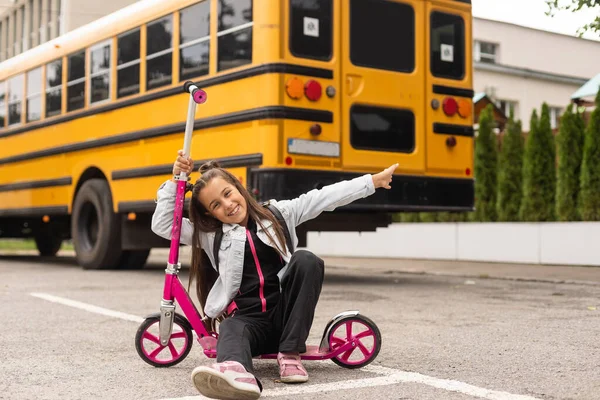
<box><xmin>328</xmin><ymin>314</ymin><xmax>381</xmax><ymax>369</ymax></box>
<box><xmin>135</xmin><ymin>313</ymin><xmax>193</xmax><ymax>367</ymax></box>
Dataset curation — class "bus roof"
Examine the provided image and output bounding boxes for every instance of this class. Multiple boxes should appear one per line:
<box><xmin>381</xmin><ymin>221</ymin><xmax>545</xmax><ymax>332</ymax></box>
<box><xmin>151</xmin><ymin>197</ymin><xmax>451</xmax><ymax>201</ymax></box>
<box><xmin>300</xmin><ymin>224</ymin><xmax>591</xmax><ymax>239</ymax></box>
<box><xmin>0</xmin><ymin>0</ymin><xmax>186</xmax><ymax>80</ymax></box>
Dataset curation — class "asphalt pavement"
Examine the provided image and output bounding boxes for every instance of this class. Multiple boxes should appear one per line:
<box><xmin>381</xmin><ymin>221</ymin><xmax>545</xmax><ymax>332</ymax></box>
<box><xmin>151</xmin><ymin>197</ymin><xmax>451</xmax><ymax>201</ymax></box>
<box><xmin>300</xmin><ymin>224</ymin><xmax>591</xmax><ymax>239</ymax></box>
<box><xmin>1</xmin><ymin>250</ymin><xmax>599</xmax><ymax>400</ymax></box>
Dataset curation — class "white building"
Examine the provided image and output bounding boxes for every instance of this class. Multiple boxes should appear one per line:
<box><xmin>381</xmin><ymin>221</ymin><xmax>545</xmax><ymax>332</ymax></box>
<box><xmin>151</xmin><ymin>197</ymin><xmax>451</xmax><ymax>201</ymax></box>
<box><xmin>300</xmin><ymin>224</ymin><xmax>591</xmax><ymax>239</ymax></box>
<box><xmin>473</xmin><ymin>17</ymin><xmax>600</xmax><ymax>131</ymax></box>
<box><xmin>0</xmin><ymin>0</ymin><xmax>138</xmax><ymax>62</ymax></box>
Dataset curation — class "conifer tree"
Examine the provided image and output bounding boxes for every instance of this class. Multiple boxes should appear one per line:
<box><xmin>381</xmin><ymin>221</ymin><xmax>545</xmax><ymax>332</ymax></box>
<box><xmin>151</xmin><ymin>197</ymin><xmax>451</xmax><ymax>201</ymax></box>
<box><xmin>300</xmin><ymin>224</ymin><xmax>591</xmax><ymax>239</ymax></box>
<box><xmin>472</xmin><ymin>104</ymin><xmax>498</xmax><ymax>221</ymax></box>
<box><xmin>579</xmin><ymin>91</ymin><xmax>600</xmax><ymax>220</ymax></box>
<box><xmin>520</xmin><ymin>104</ymin><xmax>556</xmax><ymax>221</ymax></box>
<box><xmin>556</xmin><ymin>105</ymin><xmax>584</xmax><ymax>221</ymax></box>
<box><xmin>497</xmin><ymin>107</ymin><xmax>524</xmax><ymax>221</ymax></box>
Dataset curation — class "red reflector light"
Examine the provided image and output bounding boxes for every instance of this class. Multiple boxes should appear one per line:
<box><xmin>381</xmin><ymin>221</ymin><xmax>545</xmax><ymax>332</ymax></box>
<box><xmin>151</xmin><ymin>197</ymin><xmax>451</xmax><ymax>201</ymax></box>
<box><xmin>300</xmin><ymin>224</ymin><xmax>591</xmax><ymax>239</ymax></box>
<box><xmin>309</xmin><ymin>124</ymin><xmax>322</xmax><ymax>135</ymax></box>
<box><xmin>465</xmin><ymin>168</ymin><xmax>471</xmax><ymax>176</ymax></box>
<box><xmin>285</xmin><ymin>156</ymin><xmax>293</xmax><ymax>166</ymax></box>
<box><xmin>304</xmin><ymin>80</ymin><xmax>322</xmax><ymax>101</ymax></box>
<box><xmin>442</xmin><ymin>97</ymin><xmax>458</xmax><ymax>116</ymax></box>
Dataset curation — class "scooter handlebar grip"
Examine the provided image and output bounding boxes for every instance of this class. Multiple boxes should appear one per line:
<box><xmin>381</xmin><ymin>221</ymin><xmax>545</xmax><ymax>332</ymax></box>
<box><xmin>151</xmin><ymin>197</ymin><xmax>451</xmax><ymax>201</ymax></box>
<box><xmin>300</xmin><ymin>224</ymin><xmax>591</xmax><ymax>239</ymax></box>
<box><xmin>183</xmin><ymin>81</ymin><xmax>196</xmax><ymax>94</ymax></box>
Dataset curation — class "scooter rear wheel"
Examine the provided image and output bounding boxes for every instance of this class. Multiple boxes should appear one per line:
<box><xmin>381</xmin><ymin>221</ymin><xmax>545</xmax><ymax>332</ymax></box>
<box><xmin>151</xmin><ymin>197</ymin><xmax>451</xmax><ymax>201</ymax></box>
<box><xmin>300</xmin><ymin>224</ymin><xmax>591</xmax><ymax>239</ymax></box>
<box><xmin>135</xmin><ymin>314</ymin><xmax>193</xmax><ymax>367</ymax></box>
<box><xmin>328</xmin><ymin>314</ymin><xmax>381</xmax><ymax>369</ymax></box>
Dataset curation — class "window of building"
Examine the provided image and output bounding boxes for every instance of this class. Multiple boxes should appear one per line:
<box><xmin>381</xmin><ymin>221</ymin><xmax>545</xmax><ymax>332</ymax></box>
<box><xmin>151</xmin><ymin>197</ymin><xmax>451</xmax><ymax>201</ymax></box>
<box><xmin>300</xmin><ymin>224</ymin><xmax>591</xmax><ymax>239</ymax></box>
<box><xmin>57</xmin><ymin>0</ymin><xmax>62</xmax><ymax>35</ymax></box>
<box><xmin>0</xmin><ymin>81</ymin><xmax>6</xmax><ymax>127</ymax></box>
<box><xmin>475</xmin><ymin>40</ymin><xmax>497</xmax><ymax>64</ymax></box>
<box><xmin>550</xmin><ymin>106</ymin><xmax>563</xmax><ymax>130</ymax></box>
<box><xmin>146</xmin><ymin>15</ymin><xmax>173</xmax><ymax>90</ymax></box>
<box><xmin>117</xmin><ymin>28</ymin><xmax>140</xmax><ymax>98</ymax></box>
<box><xmin>28</xmin><ymin>0</ymin><xmax>33</xmax><ymax>48</ymax></box>
<box><xmin>179</xmin><ymin>1</ymin><xmax>210</xmax><ymax>81</ymax></box>
<box><xmin>90</xmin><ymin>40</ymin><xmax>111</xmax><ymax>104</ymax></box>
<box><xmin>13</xmin><ymin>10</ymin><xmax>18</xmax><ymax>55</ymax></box>
<box><xmin>26</xmin><ymin>67</ymin><xmax>42</xmax><ymax>122</ymax></box>
<box><xmin>7</xmin><ymin>74</ymin><xmax>23</xmax><ymax>125</ymax></box>
<box><xmin>430</xmin><ymin>12</ymin><xmax>465</xmax><ymax>80</ymax></box>
<box><xmin>350</xmin><ymin>0</ymin><xmax>414</xmax><ymax>73</ymax></box>
<box><xmin>46</xmin><ymin>1</ymin><xmax>51</xmax><ymax>41</ymax></box>
<box><xmin>67</xmin><ymin>50</ymin><xmax>85</xmax><ymax>111</ymax></box>
<box><xmin>496</xmin><ymin>99</ymin><xmax>518</xmax><ymax>119</ymax></box>
<box><xmin>21</xmin><ymin>5</ymin><xmax>27</xmax><ymax>52</ymax></box>
<box><xmin>350</xmin><ymin>105</ymin><xmax>415</xmax><ymax>153</ymax></box>
<box><xmin>289</xmin><ymin>0</ymin><xmax>333</xmax><ymax>61</ymax></box>
<box><xmin>37</xmin><ymin>0</ymin><xmax>43</xmax><ymax>44</ymax></box>
<box><xmin>217</xmin><ymin>0</ymin><xmax>252</xmax><ymax>72</ymax></box>
<box><xmin>45</xmin><ymin>58</ymin><xmax>62</xmax><ymax>117</ymax></box>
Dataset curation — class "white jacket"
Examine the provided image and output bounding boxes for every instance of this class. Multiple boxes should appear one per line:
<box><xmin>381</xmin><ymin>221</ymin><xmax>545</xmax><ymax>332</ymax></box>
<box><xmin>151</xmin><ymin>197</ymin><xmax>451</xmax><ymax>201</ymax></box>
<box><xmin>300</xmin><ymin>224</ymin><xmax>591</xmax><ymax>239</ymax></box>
<box><xmin>151</xmin><ymin>174</ymin><xmax>376</xmax><ymax>318</ymax></box>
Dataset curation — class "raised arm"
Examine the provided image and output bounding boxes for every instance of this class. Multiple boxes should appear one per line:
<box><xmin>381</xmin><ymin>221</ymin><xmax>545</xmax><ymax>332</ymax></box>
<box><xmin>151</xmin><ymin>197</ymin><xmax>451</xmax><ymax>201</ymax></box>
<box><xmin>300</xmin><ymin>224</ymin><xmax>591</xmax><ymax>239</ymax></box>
<box><xmin>151</xmin><ymin>150</ymin><xmax>196</xmax><ymax>246</ymax></box>
<box><xmin>281</xmin><ymin>164</ymin><xmax>398</xmax><ymax>227</ymax></box>
<box><xmin>151</xmin><ymin>179</ymin><xmax>195</xmax><ymax>246</ymax></box>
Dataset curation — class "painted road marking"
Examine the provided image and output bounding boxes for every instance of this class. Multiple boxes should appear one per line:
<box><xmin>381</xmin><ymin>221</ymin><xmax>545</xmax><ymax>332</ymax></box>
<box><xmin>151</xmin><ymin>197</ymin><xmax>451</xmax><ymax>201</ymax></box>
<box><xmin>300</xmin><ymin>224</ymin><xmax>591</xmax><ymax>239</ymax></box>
<box><xmin>30</xmin><ymin>292</ymin><xmax>145</xmax><ymax>323</ymax></box>
<box><xmin>30</xmin><ymin>293</ymin><xmax>540</xmax><ymax>400</ymax></box>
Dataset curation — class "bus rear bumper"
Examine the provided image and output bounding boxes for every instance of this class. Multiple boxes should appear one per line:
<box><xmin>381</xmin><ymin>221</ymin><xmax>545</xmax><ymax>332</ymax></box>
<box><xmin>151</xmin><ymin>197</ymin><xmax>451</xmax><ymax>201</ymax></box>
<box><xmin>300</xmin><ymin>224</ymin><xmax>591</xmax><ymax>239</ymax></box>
<box><xmin>248</xmin><ymin>168</ymin><xmax>475</xmax><ymax>213</ymax></box>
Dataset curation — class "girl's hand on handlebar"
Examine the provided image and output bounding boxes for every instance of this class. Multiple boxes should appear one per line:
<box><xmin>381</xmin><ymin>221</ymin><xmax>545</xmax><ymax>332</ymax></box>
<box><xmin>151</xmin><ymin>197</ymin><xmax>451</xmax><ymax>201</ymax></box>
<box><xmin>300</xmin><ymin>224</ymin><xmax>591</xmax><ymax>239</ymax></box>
<box><xmin>372</xmin><ymin>163</ymin><xmax>399</xmax><ymax>189</ymax></box>
<box><xmin>173</xmin><ymin>150</ymin><xmax>194</xmax><ymax>176</ymax></box>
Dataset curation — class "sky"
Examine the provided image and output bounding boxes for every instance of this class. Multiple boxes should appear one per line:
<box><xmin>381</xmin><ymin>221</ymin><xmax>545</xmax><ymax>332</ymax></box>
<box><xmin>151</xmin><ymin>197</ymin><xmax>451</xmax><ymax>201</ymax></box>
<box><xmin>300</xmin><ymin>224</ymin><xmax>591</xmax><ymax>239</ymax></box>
<box><xmin>472</xmin><ymin>0</ymin><xmax>600</xmax><ymax>41</ymax></box>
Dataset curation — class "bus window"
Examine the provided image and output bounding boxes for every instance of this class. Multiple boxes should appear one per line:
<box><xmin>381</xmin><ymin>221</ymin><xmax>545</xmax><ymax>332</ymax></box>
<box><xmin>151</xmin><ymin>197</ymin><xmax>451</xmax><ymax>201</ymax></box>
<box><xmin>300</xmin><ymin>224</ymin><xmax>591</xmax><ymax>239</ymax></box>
<box><xmin>350</xmin><ymin>105</ymin><xmax>415</xmax><ymax>153</ymax></box>
<box><xmin>45</xmin><ymin>59</ymin><xmax>62</xmax><ymax>117</ymax></box>
<box><xmin>0</xmin><ymin>81</ymin><xmax>5</xmax><ymax>127</ymax></box>
<box><xmin>289</xmin><ymin>0</ymin><xmax>332</xmax><ymax>61</ymax></box>
<box><xmin>117</xmin><ymin>28</ymin><xmax>140</xmax><ymax>98</ymax></box>
<box><xmin>90</xmin><ymin>41</ymin><xmax>111</xmax><ymax>104</ymax></box>
<box><xmin>26</xmin><ymin>67</ymin><xmax>42</xmax><ymax>122</ymax></box>
<box><xmin>430</xmin><ymin>12</ymin><xmax>465</xmax><ymax>80</ymax></box>
<box><xmin>217</xmin><ymin>0</ymin><xmax>252</xmax><ymax>72</ymax></box>
<box><xmin>350</xmin><ymin>0</ymin><xmax>414</xmax><ymax>73</ymax></box>
<box><xmin>180</xmin><ymin>1</ymin><xmax>210</xmax><ymax>81</ymax></box>
<box><xmin>7</xmin><ymin>74</ymin><xmax>23</xmax><ymax>125</ymax></box>
<box><xmin>146</xmin><ymin>15</ymin><xmax>173</xmax><ymax>91</ymax></box>
<box><xmin>67</xmin><ymin>50</ymin><xmax>85</xmax><ymax>111</ymax></box>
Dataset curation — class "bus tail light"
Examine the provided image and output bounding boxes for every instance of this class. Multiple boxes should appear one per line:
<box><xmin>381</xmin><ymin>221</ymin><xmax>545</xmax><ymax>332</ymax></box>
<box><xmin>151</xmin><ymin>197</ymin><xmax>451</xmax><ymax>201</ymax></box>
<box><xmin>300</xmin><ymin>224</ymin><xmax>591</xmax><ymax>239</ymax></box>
<box><xmin>309</xmin><ymin>124</ymin><xmax>322</xmax><ymax>136</ymax></box>
<box><xmin>457</xmin><ymin>99</ymin><xmax>471</xmax><ymax>118</ymax></box>
<box><xmin>446</xmin><ymin>136</ymin><xmax>457</xmax><ymax>148</ymax></box>
<box><xmin>304</xmin><ymin>80</ymin><xmax>322</xmax><ymax>101</ymax></box>
<box><xmin>286</xmin><ymin>77</ymin><xmax>304</xmax><ymax>99</ymax></box>
<box><xmin>442</xmin><ymin>97</ymin><xmax>458</xmax><ymax>116</ymax></box>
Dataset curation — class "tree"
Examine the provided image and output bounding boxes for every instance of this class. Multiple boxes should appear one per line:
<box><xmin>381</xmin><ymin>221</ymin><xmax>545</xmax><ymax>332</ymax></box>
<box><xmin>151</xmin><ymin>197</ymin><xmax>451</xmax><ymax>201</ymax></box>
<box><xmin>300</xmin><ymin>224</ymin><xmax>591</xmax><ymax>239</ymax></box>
<box><xmin>545</xmin><ymin>1</ymin><xmax>600</xmax><ymax>36</ymax></box>
<box><xmin>472</xmin><ymin>104</ymin><xmax>498</xmax><ymax>222</ymax></box>
<box><xmin>579</xmin><ymin>90</ymin><xmax>600</xmax><ymax>220</ymax></box>
<box><xmin>520</xmin><ymin>104</ymin><xmax>557</xmax><ymax>221</ymax></box>
<box><xmin>497</xmin><ymin>107</ymin><xmax>524</xmax><ymax>221</ymax></box>
<box><xmin>556</xmin><ymin>104</ymin><xmax>585</xmax><ymax>221</ymax></box>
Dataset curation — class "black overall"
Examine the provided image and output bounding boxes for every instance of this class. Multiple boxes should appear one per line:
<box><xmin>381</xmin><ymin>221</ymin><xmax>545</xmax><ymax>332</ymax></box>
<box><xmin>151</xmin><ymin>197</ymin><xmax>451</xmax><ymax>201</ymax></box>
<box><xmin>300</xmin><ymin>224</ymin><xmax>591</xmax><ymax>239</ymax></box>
<box><xmin>215</xmin><ymin>217</ymin><xmax>325</xmax><ymax>374</ymax></box>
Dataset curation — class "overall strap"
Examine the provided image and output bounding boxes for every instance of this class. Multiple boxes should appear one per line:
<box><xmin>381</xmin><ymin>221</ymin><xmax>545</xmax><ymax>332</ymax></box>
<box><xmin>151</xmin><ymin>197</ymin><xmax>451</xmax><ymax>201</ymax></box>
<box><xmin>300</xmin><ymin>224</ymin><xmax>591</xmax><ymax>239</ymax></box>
<box><xmin>213</xmin><ymin>228</ymin><xmax>223</xmax><ymax>271</ymax></box>
<box><xmin>265</xmin><ymin>203</ymin><xmax>294</xmax><ymax>253</ymax></box>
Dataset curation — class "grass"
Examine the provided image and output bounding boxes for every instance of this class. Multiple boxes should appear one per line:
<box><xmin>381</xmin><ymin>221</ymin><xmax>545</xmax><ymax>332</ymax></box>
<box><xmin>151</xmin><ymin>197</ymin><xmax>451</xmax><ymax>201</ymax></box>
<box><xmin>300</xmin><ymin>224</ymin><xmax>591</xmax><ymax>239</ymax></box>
<box><xmin>0</xmin><ymin>239</ymin><xmax>74</xmax><ymax>251</ymax></box>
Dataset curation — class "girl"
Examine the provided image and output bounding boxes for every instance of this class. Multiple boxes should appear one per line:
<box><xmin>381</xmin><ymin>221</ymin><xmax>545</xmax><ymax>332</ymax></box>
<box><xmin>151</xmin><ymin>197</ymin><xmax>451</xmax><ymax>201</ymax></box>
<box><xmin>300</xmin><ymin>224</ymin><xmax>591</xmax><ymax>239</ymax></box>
<box><xmin>151</xmin><ymin>150</ymin><xmax>398</xmax><ymax>400</ymax></box>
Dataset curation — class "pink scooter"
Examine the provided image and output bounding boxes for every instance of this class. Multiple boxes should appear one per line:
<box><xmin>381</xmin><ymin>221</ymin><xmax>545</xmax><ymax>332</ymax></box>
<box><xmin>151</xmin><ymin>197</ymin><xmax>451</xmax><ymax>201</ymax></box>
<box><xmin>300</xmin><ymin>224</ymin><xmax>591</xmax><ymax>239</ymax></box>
<box><xmin>134</xmin><ymin>82</ymin><xmax>382</xmax><ymax>370</ymax></box>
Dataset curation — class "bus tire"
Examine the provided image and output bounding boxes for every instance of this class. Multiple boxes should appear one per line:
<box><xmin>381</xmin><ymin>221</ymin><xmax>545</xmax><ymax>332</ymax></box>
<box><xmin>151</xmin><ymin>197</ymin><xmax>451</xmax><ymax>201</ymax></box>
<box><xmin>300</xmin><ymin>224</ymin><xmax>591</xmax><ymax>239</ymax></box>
<box><xmin>34</xmin><ymin>233</ymin><xmax>63</xmax><ymax>256</ymax></box>
<box><xmin>119</xmin><ymin>249</ymin><xmax>150</xmax><ymax>269</ymax></box>
<box><xmin>72</xmin><ymin>179</ymin><xmax>122</xmax><ymax>269</ymax></box>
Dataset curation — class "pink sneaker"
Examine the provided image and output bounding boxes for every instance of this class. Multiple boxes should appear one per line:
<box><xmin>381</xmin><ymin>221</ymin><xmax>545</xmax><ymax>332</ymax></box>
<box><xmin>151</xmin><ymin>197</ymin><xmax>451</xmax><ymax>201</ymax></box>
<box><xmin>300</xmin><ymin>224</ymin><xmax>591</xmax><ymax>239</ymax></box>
<box><xmin>277</xmin><ymin>352</ymin><xmax>309</xmax><ymax>383</ymax></box>
<box><xmin>191</xmin><ymin>361</ymin><xmax>261</xmax><ymax>400</ymax></box>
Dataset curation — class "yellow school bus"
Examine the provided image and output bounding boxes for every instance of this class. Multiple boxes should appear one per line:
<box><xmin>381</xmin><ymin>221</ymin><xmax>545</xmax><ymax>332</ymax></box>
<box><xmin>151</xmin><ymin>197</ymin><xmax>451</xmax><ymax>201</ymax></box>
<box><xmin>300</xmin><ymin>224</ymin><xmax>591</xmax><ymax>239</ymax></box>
<box><xmin>0</xmin><ymin>0</ymin><xmax>474</xmax><ymax>269</ymax></box>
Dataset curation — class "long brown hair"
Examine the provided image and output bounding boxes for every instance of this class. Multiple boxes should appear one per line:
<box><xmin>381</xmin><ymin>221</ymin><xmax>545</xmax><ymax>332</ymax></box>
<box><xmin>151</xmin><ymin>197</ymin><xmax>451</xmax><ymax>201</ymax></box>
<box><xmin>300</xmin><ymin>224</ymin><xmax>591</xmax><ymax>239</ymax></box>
<box><xmin>188</xmin><ymin>160</ymin><xmax>288</xmax><ymax>331</ymax></box>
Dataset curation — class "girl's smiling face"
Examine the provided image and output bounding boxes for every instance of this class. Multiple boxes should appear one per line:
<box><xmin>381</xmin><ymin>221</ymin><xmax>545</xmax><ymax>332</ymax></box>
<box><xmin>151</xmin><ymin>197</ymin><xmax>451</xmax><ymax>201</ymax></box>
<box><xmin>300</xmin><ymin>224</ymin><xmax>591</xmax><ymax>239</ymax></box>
<box><xmin>198</xmin><ymin>177</ymin><xmax>249</xmax><ymax>226</ymax></box>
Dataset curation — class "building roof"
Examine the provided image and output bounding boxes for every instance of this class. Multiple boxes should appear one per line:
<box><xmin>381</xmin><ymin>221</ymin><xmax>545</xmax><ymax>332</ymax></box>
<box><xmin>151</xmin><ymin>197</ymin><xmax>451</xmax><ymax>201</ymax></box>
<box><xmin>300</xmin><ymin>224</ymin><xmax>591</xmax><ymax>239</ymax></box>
<box><xmin>571</xmin><ymin>73</ymin><xmax>600</xmax><ymax>103</ymax></box>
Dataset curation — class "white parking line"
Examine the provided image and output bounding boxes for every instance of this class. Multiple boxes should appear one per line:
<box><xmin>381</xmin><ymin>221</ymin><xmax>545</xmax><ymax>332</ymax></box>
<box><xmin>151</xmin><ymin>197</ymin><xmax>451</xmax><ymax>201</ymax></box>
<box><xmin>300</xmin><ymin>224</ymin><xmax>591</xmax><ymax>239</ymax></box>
<box><xmin>30</xmin><ymin>293</ymin><xmax>540</xmax><ymax>400</ymax></box>
<box><xmin>30</xmin><ymin>292</ymin><xmax>144</xmax><ymax>323</ymax></box>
